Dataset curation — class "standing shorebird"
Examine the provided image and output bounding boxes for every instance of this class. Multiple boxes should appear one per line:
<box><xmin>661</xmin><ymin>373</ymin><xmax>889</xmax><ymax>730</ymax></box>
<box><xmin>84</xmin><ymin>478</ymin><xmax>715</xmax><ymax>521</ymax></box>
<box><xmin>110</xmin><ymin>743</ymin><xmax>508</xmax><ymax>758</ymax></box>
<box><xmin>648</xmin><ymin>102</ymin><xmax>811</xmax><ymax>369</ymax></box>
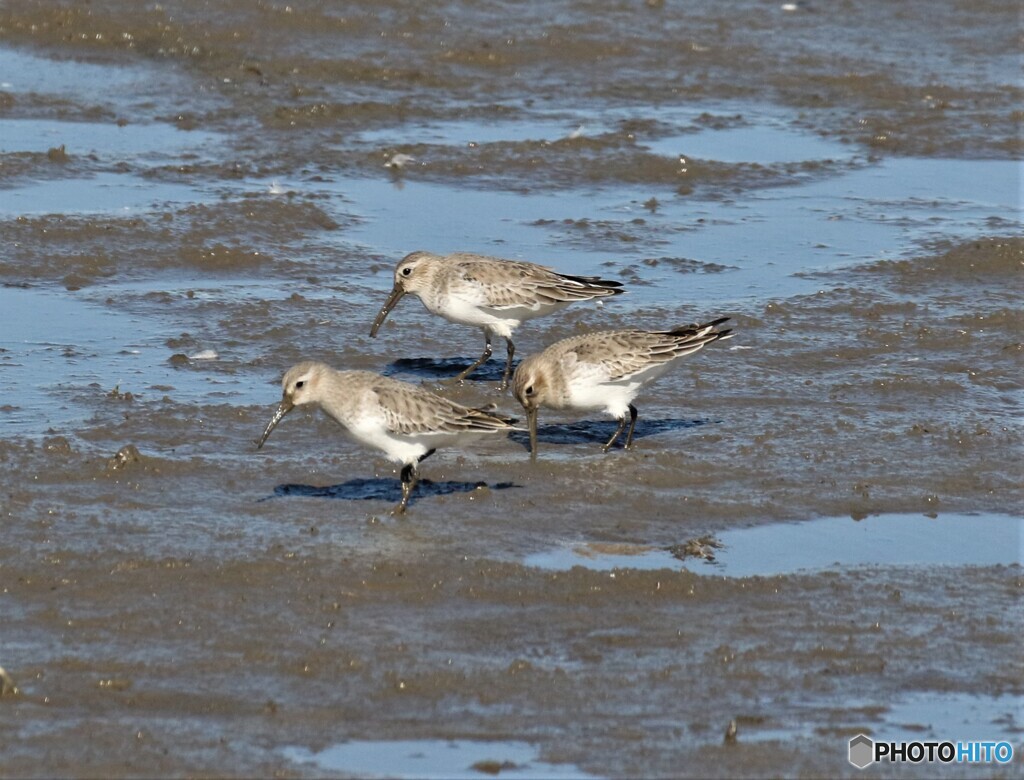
<box><xmin>511</xmin><ymin>318</ymin><xmax>733</xmax><ymax>458</ymax></box>
<box><xmin>369</xmin><ymin>251</ymin><xmax>624</xmax><ymax>389</ymax></box>
<box><xmin>257</xmin><ymin>361</ymin><xmax>516</xmax><ymax>514</ymax></box>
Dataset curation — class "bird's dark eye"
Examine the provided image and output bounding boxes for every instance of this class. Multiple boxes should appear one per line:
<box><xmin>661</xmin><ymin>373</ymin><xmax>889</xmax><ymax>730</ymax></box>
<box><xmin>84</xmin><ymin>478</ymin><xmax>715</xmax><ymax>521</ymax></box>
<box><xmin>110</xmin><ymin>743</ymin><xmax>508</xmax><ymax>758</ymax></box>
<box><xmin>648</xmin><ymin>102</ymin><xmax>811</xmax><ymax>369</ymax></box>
<box><xmin>525</xmin><ymin>385</ymin><xmax>534</xmax><ymax>396</ymax></box>
<box><xmin>295</xmin><ymin>380</ymin><xmax>305</xmax><ymax>389</ymax></box>
<box><xmin>401</xmin><ymin>267</ymin><xmax>412</xmax><ymax>276</ymax></box>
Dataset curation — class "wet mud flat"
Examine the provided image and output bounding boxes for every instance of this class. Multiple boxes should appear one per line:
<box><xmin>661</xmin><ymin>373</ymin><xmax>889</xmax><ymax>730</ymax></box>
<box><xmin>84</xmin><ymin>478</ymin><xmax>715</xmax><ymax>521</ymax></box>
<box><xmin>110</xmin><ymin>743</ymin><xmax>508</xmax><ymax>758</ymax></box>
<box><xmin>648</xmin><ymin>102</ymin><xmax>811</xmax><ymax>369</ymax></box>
<box><xmin>1</xmin><ymin>0</ymin><xmax>1023</xmax><ymax>777</ymax></box>
<box><xmin>2</xmin><ymin>240</ymin><xmax>1021</xmax><ymax>779</ymax></box>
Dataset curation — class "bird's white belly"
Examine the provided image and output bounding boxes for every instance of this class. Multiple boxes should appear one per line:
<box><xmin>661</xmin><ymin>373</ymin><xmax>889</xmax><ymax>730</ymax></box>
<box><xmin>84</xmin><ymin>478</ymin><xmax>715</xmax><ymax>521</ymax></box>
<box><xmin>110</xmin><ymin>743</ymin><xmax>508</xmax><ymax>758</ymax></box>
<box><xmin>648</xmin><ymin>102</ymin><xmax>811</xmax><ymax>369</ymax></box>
<box><xmin>424</xmin><ymin>292</ymin><xmax>569</xmax><ymax>338</ymax></box>
<box><xmin>566</xmin><ymin>361</ymin><xmax>673</xmax><ymax>418</ymax></box>
<box><xmin>437</xmin><ymin>295</ymin><xmax>503</xmax><ymax>326</ymax></box>
<box><xmin>421</xmin><ymin>292</ymin><xmax>499</xmax><ymax>330</ymax></box>
<box><xmin>331</xmin><ymin>410</ymin><xmax>431</xmax><ymax>465</ymax></box>
<box><xmin>343</xmin><ymin>411</ymin><xmax>498</xmax><ymax>466</ymax></box>
<box><xmin>568</xmin><ymin>380</ymin><xmax>640</xmax><ymax>418</ymax></box>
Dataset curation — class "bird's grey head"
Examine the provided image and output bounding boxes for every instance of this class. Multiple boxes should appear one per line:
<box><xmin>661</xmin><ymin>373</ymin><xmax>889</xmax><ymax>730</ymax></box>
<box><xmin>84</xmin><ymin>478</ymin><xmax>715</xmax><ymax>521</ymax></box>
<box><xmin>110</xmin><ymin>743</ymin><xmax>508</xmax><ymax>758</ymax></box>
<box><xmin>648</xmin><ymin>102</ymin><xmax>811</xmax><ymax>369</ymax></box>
<box><xmin>281</xmin><ymin>361</ymin><xmax>326</xmax><ymax>407</ymax></box>
<box><xmin>511</xmin><ymin>355</ymin><xmax>549</xmax><ymax>412</ymax></box>
<box><xmin>511</xmin><ymin>356</ymin><xmax>550</xmax><ymax>461</ymax></box>
<box><xmin>391</xmin><ymin>250</ymin><xmax>437</xmax><ymax>294</ymax></box>
<box><xmin>257</xmin><ymin>361</ymin><xmax>328</xmax><ymax>450</ymax></box>
<box><xmin>369</xmin><ymin>251</ymin><xmax>439</xmax><ymax>337</ymax></box>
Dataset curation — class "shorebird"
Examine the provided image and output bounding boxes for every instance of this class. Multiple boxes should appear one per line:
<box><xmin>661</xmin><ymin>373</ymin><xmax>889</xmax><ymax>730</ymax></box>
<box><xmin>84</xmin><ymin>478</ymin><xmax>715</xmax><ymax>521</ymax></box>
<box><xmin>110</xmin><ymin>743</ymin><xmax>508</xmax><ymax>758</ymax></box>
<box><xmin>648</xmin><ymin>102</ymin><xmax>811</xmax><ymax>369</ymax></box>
<box><xmin>511</xmin><ymin>318</ymin><xmax>733</xmax><ymax>458</ymax></box>
<box><xmin>369</xmin><ymin>251</ymin><xmax>624</xmax><ymax>389</ymax></box>
<box><xmin>257</xmin><ymin>361</ymin><xmax>516</xmax><ymax>514</ymax></box>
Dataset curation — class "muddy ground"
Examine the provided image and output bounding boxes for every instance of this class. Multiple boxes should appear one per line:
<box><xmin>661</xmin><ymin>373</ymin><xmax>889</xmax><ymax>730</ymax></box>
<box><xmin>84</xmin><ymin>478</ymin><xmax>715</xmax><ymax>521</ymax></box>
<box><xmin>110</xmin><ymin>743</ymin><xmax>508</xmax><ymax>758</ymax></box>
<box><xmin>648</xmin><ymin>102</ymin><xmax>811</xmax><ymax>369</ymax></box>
<box><xmin>0</xmin><ymin>1</ymin><xmax>1021</xmax><ymax>777</ymax></box>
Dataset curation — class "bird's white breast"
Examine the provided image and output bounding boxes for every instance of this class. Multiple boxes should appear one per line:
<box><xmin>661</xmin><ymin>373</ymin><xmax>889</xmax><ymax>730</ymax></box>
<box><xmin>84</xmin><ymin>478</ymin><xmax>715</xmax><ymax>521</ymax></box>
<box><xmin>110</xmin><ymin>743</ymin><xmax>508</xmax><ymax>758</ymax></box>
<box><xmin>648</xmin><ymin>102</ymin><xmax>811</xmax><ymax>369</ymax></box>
<box><xmin>565</xmin><ymin>359</ymin><xmax>674</xmax><ymax>418</ymax></box>
<box><xmin>423</xmin><ymin>286</ymin><xmax>522</xmax><ymax>338</ymax></box>
<box><xmin>319</xmin><ymin>392</ymin><xmax>429</xmax><ymax>465</ymax></box>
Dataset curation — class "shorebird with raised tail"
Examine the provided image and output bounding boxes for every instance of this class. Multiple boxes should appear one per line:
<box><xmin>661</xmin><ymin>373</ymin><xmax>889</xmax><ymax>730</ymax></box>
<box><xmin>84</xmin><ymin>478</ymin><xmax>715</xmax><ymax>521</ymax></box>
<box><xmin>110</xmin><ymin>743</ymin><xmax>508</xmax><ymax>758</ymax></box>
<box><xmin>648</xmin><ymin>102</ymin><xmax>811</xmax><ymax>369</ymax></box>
<box><xmin>511</xmin><ymin>318</ymin><xmax>733</xmax><ymax>458</ymax></box>
<box><xmin>257</xmin><ymin>361</ymin><xmax>516</xmax><ymax>514</ymax></box>
<box><xmin>369</xmin><ymin>251</ymin><xmax>624</xmax><ymax>389</ymax></box>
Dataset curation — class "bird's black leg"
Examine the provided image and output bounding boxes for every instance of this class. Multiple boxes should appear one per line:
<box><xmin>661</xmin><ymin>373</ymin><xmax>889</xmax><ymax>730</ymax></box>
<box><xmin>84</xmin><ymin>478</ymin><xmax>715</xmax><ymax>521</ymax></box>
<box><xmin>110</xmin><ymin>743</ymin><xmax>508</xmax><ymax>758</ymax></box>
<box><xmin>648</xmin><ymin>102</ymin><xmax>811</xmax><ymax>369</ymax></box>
<box><xmin>602</xmin><ymin>415</ymin><xmax>629</xmax><ymax>452</ymax></box>
<box><xmin>623</xmin><ymin>404</ymin><xmax>639</xmax><ymax>449</ymax></box>
<box><xmin>395</xmin><ymin>463</ymin><xmax>416</xmax><ymax>515</ymax></box>
<box><xmin>500</xmin><ymin>338</ymin><xmax>515</xmax><ymax>390</ymax></box>
<box><xmin>452</xmin><ymin>330</ymin><xmax>493</xmax><ymax>382</ymax></box>
<box><xmin>394</xmin><ymin>449</ymin><xmax>436</xmax><ymax>515</ymax></box>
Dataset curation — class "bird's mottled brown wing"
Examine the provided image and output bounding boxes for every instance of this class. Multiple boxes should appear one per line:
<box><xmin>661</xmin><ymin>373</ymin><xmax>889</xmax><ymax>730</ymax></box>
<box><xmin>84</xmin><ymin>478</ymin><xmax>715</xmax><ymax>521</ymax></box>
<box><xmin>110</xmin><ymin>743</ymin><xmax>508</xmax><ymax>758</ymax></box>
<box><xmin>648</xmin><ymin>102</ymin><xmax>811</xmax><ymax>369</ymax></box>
<box><xmin>446</xmin><ymin>255</ymin><xmax>622</xmax><ymax>309</ymax></box>
<box><xmin>561</xmin><ymin>321</ymin><xmax>731</xmax><ymax>381</ymax></box>
<box><xmin>371</xmin><ymin>379</ymin><xmax>513</xmax><ymax>435</ymax></box>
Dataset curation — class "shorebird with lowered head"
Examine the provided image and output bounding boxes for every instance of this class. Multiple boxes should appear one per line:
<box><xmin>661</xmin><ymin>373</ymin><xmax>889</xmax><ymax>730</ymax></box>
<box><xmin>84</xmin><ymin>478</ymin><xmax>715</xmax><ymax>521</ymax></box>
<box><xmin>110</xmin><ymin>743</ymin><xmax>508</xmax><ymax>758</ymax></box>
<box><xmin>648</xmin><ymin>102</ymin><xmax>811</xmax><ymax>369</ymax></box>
<box><xmin>511</xmin><ymin>318</ymin><xmax>733</xmax><ymax>459</ymax></box>
<box><xmin>257</xmin><ymin>361</ymin><xmax>516</xmax><ymax>514</ymax></box>
<box><xmin>369</xmin><ymin>251</ymin><xmax>624</xmax><ymax>389</ymax></box>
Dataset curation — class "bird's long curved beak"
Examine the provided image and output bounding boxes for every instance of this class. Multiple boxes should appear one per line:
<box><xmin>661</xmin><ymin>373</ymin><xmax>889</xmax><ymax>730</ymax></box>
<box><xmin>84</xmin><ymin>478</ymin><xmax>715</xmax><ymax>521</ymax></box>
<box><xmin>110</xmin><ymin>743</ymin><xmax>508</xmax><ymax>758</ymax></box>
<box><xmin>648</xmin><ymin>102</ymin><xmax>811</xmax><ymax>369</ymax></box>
<box><xmin>369</xmin><ymin>284</ymin><xmax>406</xmax><ymax>337</ymax></box>
<box><xmin>526</xmin><ymin>406</ymin><xmax>538</xmax><ymax>461</ymax></box>
<box><xmin>257</xmin><ymin>399</ymin><xmax>294</xmax><ymax>449</ymax></box>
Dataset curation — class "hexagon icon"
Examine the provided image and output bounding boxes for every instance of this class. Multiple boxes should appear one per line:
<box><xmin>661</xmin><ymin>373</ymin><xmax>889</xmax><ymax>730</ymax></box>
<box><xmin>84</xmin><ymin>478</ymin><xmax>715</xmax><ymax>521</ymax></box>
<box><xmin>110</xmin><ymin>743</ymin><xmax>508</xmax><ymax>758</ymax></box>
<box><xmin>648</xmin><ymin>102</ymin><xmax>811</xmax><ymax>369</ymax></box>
<box><xmin>849</xmin><ymin>734</ymin><xmax>875</xmax><ymax>769</ymax></box>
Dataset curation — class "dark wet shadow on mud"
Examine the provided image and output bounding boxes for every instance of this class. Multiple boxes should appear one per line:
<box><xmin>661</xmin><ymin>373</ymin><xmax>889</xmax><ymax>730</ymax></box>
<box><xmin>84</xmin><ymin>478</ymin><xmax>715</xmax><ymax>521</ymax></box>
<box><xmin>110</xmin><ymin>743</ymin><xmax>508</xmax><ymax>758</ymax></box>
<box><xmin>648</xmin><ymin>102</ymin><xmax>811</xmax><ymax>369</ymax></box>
<box><xmin>383</xmin><ymin>357</ymin><xmax>510</xmax><ymax>383</ymax></box>
<box><xmin>511</xmin><ymin>417</ymin><xmax>718</xmax><ymax>449</ymax></box>
<box><xmin>266</xmin><ymin>478</ymin><xmax>520</xmax><ymax>507</ymax></box>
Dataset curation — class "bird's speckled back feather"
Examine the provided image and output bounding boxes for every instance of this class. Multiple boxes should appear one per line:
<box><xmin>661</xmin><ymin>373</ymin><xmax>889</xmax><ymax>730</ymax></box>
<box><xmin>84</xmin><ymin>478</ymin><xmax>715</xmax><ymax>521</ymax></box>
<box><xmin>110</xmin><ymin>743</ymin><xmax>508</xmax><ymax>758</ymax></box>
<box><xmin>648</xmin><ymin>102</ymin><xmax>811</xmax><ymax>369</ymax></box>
<box><xmin>369</xmin><ymin>378</ymin><xmax>516</xmax><ymax>435</ymax></box>
<box><xmin>430</xmin><ymin>252</ymin><xmax>623</xmax><ymax>310</ymax></box>
<box><xmin>556</xmin><ymin>320</ymin><xmax>731</xmax><ymax>382</ymax></box>
<box><xmin>512</xmin><ymin>318</ymin><xmax>732</xmax><ymax>415</ymax></box>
